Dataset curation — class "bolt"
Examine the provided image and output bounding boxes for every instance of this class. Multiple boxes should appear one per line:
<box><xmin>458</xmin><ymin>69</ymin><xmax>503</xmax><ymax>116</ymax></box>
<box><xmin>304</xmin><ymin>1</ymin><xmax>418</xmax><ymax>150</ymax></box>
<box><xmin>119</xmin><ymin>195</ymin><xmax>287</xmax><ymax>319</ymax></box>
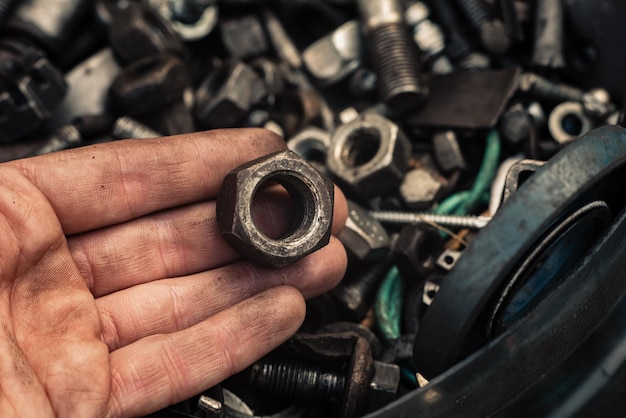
<box><xmin>369</xmin><ymin>211</ymin><xmax>491</xmax><ymax>229</ymax></box>
<box><xmin>197</xmin><ymin>395</ymin><xmax>223</xmax><ymax>418</ymax></box>
<box><xmin>112</xmin><ymin>116</ymin><xmax>161</xmax><ymax>140</ymax></box>
<box><xmin>250</xmin><ymin>357</ymin><xmax>346</xmax><ymax>402</ymax></box>
<box><xmin>331</xmin><ymin>258</ymin><xmax>394</xmax><ymax>321</ymax></box>
<box><xmin>452</xmin><ymin>0</ymin><xmax>511</xmax><ymax>54</ymax></box>
<box><xmin>32</xmin><ymin>124</ymin><xmax>83</xmax><ymax>156</ymax></box>
<box><xmin>519</xmin><ymin>73</ymin><xmax>584</xmax><ymax>103</ymax></box>
<box><xmin>357</xmin><ymin>0</ymin><xmax>427</xmax><ymax>115</ymax></box>
<box><xmin>426</xmin><ymin>0</ymin><xmax>474</xmax><ymax>62</ymax></box>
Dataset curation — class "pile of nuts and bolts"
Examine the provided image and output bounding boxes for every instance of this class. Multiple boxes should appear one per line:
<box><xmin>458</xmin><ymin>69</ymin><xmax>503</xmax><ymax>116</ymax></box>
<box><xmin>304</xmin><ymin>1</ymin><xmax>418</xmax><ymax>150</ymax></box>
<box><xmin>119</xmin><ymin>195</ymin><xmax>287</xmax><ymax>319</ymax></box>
<box><xmin>1</xmin><ymin>0</ymin><xmax>625</xmax><ymax>416</ymax></box>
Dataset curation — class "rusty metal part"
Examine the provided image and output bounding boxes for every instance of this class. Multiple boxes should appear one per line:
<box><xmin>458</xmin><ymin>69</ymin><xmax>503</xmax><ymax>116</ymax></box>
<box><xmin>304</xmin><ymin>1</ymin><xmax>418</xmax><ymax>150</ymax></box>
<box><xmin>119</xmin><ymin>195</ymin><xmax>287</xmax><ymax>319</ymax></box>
<box><xmin>364</xmin><ymin>361</ymin><xmax>400</xmax><ymax>414</ymax></box>
<box><xmin>109</xmin><ymin>2</ymin><xmax>185</xmax><ymax>64</ymax></box>
<box><xmin>357</xmin><ymin>0</ymin><xmax>427</xmax><ymax>114</ymax></box>
<box><xmin>432</xmin><ymin>131</ymin><xmax>466</xmax><ymax>172</ymax></box>
<box><xmin>328</xmin><ymin>112</ymin><xmax>411</xmax><ymax>198</ymax></box>
<box><xmin>0</xmin><ymin>40</ymin><xmax>68</xmax><ymax>143</ymax></box>
<box><xmin>216</xmin><ymin>150</ymin><xmax>334</xmax><ymax>268</ymax></box>
<box><xmin>303</xmin><ymin>20</ymin><xmax>363</xmax><ymax>85</ymax></box>
<box><xmin>109</xmin><ymin>54</ymin><xmax>188</xmax><ymax>116</ymax></box>
<box><xmin>338</xmin><ymin>201</ymin><xmax>390</xmax><ymax>262</ymax></box>
<box><xmin>501</xmin><ymin>159</ymin><xmax>545</xmax><ymax>205</ymax></box>
<box><xmin>407</xmin><ymin>68</ymin><xmax>520</xmax><ymax>129</ymax></box>
<box><xmin>392</xmin><ymin>224</ymin><xmax>444</xmax><ymax>281</ymax></box>
<box><xmin>219</xmin><ymin>13</ymin><xmax>269</xmax><ymax>59</ymax></box>
<box><xmin>399</xmin><ymin>167</ymin><xmax>445</xmax><ymax>210</ymax></box>
<box><xmin>195</xmin><ymin>61</ymin><xmax>267</xmax><ymax>129</ymax></box>
<box><xmin>249</xmin><ymin>334</ymin><xmax>374</xmax><ymax>418</ymax></box>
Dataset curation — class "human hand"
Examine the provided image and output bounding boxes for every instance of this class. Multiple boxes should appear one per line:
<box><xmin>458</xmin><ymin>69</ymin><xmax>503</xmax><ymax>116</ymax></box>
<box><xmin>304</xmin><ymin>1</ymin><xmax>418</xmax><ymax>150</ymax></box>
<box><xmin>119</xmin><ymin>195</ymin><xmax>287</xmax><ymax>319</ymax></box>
<box><xmin>0</xmin><ymin>129</ymin><xmax>347</xmax><ymax>417</ymax></box>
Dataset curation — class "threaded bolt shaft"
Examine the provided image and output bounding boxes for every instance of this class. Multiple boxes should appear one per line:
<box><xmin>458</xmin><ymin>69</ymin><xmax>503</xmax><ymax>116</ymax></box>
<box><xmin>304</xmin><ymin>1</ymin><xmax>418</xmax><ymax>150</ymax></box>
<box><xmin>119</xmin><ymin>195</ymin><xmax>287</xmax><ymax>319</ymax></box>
<box><xmin>249</xmin><ymin>357</ymin><xmax>346</xmax><ymax>403</ymax></box>
<box><xmin>426</xmin><ymin>0</ymin><xmax>473</xmax><ymax>61</ymax></box>
<box><xmin>33</xmin><ymin>124</ymin><xmax>83</xmax><ymax>156</ymax></box>
<box><xmin>520</xmin><ymin>73</ymin><xmax>584</xmax><ymax>103</ymax></box>
<box><xmin>370</xmin><ymin>211</ymin><xmax>491</xmax><ymax>229</ymax></box>
<box><xmin>358</xmin><ymin>0</ymin><xmax>427</xmax><ymax>114</ymax></box>
<box><xmin>112</xmin><ymin>117</ymin><xmax>161</xmax><ymax>140</ymax></box>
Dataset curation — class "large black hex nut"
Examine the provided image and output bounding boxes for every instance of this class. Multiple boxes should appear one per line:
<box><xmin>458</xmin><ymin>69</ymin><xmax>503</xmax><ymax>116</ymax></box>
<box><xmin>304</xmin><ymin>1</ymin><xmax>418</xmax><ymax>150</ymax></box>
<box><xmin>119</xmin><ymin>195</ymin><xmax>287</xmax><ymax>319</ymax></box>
<box><xmin>327</xmin><ymin>112</ymin><xmax>411</xmax><ymax>198</ymax></box>
<box><xmin>216</xmin><ymin>150</ymin><xmax>334</xmax><ymax>268</ymax></box>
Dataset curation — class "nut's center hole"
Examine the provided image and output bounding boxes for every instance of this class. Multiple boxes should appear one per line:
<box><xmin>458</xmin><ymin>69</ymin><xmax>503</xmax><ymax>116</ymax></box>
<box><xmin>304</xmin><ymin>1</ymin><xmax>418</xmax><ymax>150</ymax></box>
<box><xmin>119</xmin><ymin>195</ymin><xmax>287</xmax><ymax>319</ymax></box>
<box><xmin>341</xmin><ymin>127</ymin><xmax>381</xmax><ymax>168</ymax></box>
<box><xmin>251</xmin><ymin>180</ymin><xmax>295</xmax><ymax>239</ymax></box>
<box><xmin>561</xmin><ymin>113</ymin><xmax>583</xmax><ymax>136</ymax></box>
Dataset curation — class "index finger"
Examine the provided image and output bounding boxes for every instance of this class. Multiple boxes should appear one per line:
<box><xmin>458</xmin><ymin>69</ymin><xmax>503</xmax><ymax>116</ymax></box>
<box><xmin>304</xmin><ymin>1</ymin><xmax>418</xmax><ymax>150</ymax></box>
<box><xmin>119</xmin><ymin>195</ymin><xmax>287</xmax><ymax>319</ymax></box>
<box><xmin>6</xmin><ymin>128</ymin><xmax>285</xmax><ymax>234</ymax></box>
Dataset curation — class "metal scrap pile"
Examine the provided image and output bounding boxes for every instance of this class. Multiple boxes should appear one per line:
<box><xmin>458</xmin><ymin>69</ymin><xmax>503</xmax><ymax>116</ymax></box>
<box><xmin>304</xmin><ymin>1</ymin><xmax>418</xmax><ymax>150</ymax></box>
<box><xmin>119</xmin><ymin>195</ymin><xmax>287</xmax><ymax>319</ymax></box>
<box><xmin>2</xmin><ymin>0</ymin><xmax>626</xmax><ymax>417</ymax></box>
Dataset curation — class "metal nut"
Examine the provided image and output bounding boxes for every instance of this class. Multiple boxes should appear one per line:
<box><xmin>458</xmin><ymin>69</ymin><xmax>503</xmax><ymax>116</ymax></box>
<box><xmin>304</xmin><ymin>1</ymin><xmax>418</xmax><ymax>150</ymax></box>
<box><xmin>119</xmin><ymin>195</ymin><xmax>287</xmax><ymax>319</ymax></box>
<box><xmin>327</xmin><ymin>113</ymin><xmax>411</xmax><ymax>198</ymax></box>
<box><xmin>194</xmin><ymin>61</ymin><xmax>267</xmax><ymax>128</ymax></box>
<box><xmin>393</xmin><ymin>224</ymin><xmax>444</xmax><ymax>280</ymax></box>
<box><xmin>303</xmin><ymin>20</ymin><xmax>363</xmax><ymax>85</ymax></box>
<box><xmin>220</xmin><ymin>14</ymin><xmax>269</xmax><ymax>59</ymax></box>
<box><xmin>581</xmin><ymin>88</ymin><xmax>612</xmax><ymax>119</ymax></box>
<box><xmin>287</xmin><ymin>126</ymin><xmax>331</xmax><ymax>175</ymax></box>
<box><xmin>399</xmin><ymin>167</ymin><xmax>445</xmax><ymax>210</ymax></box>
<box><xmin>148</xmin><ymin>0</ymin><xmax>219</xmax><ymax>42</ymax></box>
<box><xmin>365</xmin><ymin>361</ymin><xmax>400</xmax><ymax>414</ymax></box>
<box><xmin>216</xmin><ymin>150</ymin><xmax>334</xmax><ymax>268</ymax></box>
<box><xmin>338</xmin><ymin>201</ymin><xmax>390</xmax><ymax>262</ymax></box>
<box><xmin>109</xmin><ymin>2</ymin><xmax>185</xmax><ymax>64</ymax></box>
<box><xmin>432</xmin><ymin>130</ymin><xmax>466</xmax><ymax>172</ymax></box>
<box><xmin>548</xmin><ymin>101</ymin><xmax>593</xmax><ymax>144</ymax></box>
<box><xmin>109</xmin><ymin>54</ymin><xmax>188</xmax><ymax>116</ymax></box>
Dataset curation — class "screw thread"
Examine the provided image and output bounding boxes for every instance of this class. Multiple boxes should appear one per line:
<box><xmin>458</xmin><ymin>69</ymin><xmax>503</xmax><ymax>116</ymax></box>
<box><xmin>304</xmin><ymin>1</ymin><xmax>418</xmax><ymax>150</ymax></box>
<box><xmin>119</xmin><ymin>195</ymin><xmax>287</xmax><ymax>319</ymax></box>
<box><xmin>426</xmin><ymin>0</ymin><xmax>473</xmax><ymax>60</ymax></box>
<box><xmin>521</xmin><ymin>74</ymin><xmax>583</xmax><ymax>103</ymax></box>
<box><xmin>112</xmin><ymin>117</ymin><xmax>161</xmax><ymax>140</ymax></box>
<box><xmin>370</xmin><ymin>211</ymin><xmax>491</xmax><ymax>229</ymax></box>
<box><xmin>453</xmin><ymin>0</ymin><xmax>490</xmax><ymax>28</ymax></box>
<box><xmin>368</xmin><ymin>24</ymin><xmax>427</xmax><ymax>112</ymax></box>
<box><xmin>250</xmin><ymin>357</ymin><xmax>345</xmax><ymax>402</ymax></box>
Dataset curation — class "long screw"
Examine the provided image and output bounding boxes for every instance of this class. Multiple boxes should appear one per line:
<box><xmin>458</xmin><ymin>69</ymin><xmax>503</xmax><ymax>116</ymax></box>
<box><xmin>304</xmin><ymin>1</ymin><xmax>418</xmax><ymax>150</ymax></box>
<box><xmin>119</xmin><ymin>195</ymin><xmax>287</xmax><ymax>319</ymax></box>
<box><xmin>357</xmin><ymin>0</ymin><xmax>427</xmax><ymax>115</ymax></box>
<box><xmin>452</xmin><ymin>0</ymin><xmax>510</xmax><ymax>54</ymax></box>
<box><xmin>519</xmin><ymin>73</ymin><xmax>583</xmax><ymax>103</ymax></box>
<box><xmin>370</xmin><ymin>211</ymin><xmax>491</xmax><ymax>229</ymax></box>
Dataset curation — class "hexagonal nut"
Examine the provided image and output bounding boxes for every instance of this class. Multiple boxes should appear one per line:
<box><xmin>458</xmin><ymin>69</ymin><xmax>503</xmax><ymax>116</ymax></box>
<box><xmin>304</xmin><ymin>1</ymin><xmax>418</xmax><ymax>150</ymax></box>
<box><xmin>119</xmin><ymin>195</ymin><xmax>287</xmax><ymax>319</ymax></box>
<box><xmin>432</xmin><ymin>130</ymin><xmax>466</xmax><ymax>172</ymax></box>
<box><xmin>328</xmin><ymin>113</ymin><xmax>411</xmax><ymax>198</ymax></box>
<box><xmin>393</xmin><ymin>224</ymin><xmax>444</xmax><ymax>281</ymax></box>
<box><xmin>148</xmin><ymin>0</ymin><xmax>218</xmax><ymax>42</ymax></box>
<box><xmin>287</xmin><ymin>126</ymin><xmax>331</xmax><ymax>175</ymax></box>
<box><xmin>220</xmin><ymin>14</ymin><xmax>269</xmax><ymax>58</ymax></box>
<box><xmin>365</xmin><ymin>361</ymin><xmax>400</xmax><ymax>413</ymax></box>
<box><xmin>109</xmin><ymin>3</ymin><xmax>185</xmax><ymax>64</ymax></box>
<box><xmin>399</xmin><ymin>167</ymin><xmax>445</xmax><ymax>210</ymax></box>
<box><xmin>338</xmin><ymin>201</ymin><xmax>390</xmax><ymax>262</ymax></box>
<box><xmin>216</xmin><ymin>150</ymin><xmax>334</xmax><ymax>268</ymax></box>
<box><xmin>303</xmin><ymin>20</ymin><xmax>362</xmax><ymax>85</ymax></box>
<box><xmin>195</xmin><ymin>61</ymin><xmax>267</xmax><ymax>128</ymax></box>
<box><xmin>109</xmin><ymin>55</ymin><xmax>188</xmax><ymax>116</ymax></box>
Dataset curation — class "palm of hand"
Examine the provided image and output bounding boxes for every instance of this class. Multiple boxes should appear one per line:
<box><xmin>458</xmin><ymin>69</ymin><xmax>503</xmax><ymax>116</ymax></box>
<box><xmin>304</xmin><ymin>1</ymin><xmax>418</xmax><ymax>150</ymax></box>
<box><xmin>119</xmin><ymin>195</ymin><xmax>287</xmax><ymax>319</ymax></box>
<box><xmin>0</xmin><ymin>130</ymin><xmax>347</xmax><ymax>417</ymax></box>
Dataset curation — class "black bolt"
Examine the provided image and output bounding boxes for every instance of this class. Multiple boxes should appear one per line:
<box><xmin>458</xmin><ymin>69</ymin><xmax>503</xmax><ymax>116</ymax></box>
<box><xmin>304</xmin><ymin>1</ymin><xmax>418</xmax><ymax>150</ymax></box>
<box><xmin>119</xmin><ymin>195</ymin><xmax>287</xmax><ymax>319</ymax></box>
<box><xmin>250</xmin><ymin>357</ymin><xmax>346</xmax><ymax>403</ymax></box>
<box><xmin>331</xmin><ymin>258</ymin><xmax>394</xmax><ymax>322</ymax></box>
<box><xmin>357</xmin><ymin>0</ymin><xmax>427</xmax><ymax>115</ymax></box>
<box><xmin>426</xmin><ymin>0</ymin><xmax>473</xmax><ymax>62</ymax></box>
<box><xmin>519</xmin><ymin>73</ymin><xmax>583</xmax><ymax>103</ymax></box>
<box><xmin>452</xmin><ymin>0</ymin><xmax>511</xmax><ymax>55</ymax></box>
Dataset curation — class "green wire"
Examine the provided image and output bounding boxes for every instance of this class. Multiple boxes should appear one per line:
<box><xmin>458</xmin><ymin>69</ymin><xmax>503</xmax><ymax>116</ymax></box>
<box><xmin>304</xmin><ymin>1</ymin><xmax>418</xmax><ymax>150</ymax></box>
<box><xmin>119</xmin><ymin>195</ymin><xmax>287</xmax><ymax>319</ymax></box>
<box><xmin>374</xmin><ymin>266</ymin><xmax>403</xmax><ymax>341</ymax></box>
<box><xmin>374</xmin><ymin>131</ymin><xmax>501</xmax><ymax>385</ymax></box>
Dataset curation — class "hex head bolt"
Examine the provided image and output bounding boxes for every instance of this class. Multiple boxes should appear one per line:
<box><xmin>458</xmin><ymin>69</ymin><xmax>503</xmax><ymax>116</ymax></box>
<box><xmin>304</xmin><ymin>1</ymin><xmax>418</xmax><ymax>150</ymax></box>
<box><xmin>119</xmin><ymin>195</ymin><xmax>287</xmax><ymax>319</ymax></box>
<box><xmin>452</xmin><ymin>0</ymin><xmax>511</xmax><ymax>55</ymax></box>
<box><xmin>426</xmin><ymin>0</ymin><xmax>473</xmax><ymax>62</ymax></box>
<box><xmin>519</xmin><ymin>72</ymin><xmax>584</xmax><ymax>103</ymax></box>
<box><xmin>357</xmin><ymin>0</ymin><xmax>427</xmax><ymax>115</ymax></box>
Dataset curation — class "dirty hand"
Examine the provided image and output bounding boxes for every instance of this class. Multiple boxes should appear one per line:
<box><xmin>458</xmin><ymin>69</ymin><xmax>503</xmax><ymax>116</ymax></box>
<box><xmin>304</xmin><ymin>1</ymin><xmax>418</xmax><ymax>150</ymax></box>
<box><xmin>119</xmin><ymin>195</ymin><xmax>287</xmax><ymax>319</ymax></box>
<box><xmin>0</xmin><ymin>129</ymin><xmax>347</xmax><ymax>417</ymax></box>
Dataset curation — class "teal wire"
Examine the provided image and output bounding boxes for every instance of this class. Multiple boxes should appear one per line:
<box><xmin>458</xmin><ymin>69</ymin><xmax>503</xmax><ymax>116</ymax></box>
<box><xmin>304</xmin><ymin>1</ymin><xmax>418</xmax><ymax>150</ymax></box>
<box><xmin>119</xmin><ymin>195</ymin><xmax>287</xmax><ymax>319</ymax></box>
<box><xmin>374</xmin><ymin>266</ymin><xmax>403</xmax><ymax>341</ymax></box>
<box><xmin>455</xmin><ymin>129</ymin><xmax>501</xmax><ymax>215</ymax></box>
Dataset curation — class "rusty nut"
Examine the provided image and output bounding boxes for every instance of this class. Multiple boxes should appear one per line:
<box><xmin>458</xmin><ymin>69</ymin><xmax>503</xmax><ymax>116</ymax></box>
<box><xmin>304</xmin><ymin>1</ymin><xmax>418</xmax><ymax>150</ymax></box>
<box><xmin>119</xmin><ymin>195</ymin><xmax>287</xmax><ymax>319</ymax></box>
<box><xmin>216</xmin><ymin>150</ymin><xmax>334</xmax><ymax>268</ymax></box>
<box><xmin>195</xmin><ymin>61</ymin><xmax>267</xmax><ymax>128</ymax></box>
<box><xmin>338</xmin><ymin>201</ymin><xmax>390</xmax><ymax>262</ymax></box>
<box><xmin>109</xmin><ymin>55</ymin><xmax>188</xmax><ymax>116</ymax></box>
<box><xmin>109</xmin><ymin>2</ymin><xmax>185</xmax><ymax>64</ymax></box>
<box><xmin>327</xmin><ymin>113</ymin><xmax>411</xmax><ymax>198</ymax></box>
